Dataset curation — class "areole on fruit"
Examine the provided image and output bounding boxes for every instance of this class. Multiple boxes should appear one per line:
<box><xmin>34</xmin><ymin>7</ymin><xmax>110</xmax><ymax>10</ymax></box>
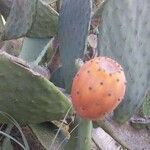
<box><xmin>71</xmin><ymin>57</ymin><xmax>126</xmax><ymax>120</ymax></box>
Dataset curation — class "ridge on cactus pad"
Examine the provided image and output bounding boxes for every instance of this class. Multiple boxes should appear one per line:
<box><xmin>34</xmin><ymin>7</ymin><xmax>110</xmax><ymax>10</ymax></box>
<box><xmin>71</xmin><ymin>57</ymin><xmax>126</xmax><ymax>120</ymax></box>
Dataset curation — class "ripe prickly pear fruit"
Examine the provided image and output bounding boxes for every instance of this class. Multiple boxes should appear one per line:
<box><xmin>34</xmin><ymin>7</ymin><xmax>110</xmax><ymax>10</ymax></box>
<box><xmin>71</xmin><ymin>57</ymin><xmax>126</xmax><ymax>120</ymax></box>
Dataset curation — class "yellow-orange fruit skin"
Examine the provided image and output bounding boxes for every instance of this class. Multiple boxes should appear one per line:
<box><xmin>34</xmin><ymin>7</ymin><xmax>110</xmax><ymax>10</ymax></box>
<box><xmin>71</xmin><ymin>57</ymin><xmax>126</xmax><ymax>120</ymax></box>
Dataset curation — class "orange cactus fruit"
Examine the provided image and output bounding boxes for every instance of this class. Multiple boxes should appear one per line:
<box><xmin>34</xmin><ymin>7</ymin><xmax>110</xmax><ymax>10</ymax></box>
<box><xmin>71</xmin><ymin>57</ymin><xmax>126</xmax><ymax>120</ymax></box>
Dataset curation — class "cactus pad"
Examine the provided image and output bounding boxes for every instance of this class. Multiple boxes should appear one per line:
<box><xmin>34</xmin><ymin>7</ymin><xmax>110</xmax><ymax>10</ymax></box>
<box><xmin>59</xmin><ymin>0</ymin><xmax>92</xmax><ymax>92</ymax></box>
<box><xmin>98</xmin><ymin>0</ymin><xmax>150</xmax><ymax>123</ymax></box>
<box><xmin>0</xmin><ymin>52</ymin><xmax>71</xmax><ymax>123</ymax></box>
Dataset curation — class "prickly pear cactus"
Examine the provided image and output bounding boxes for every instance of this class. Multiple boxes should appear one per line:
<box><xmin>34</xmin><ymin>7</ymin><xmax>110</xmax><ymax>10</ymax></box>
<box><xmin>98</xmin><ymin>0</ymin><xmax>150</xmax><ymax>123</ymax></box>
<box><xmin>59</xmin><ymin>0</ymin><xmax>92</xmax><ymax>92</ymax></box>
<box><xmin>0</xmin><ymin>52</ymin><xmax>71</xmax><ymax>123</ymax></box>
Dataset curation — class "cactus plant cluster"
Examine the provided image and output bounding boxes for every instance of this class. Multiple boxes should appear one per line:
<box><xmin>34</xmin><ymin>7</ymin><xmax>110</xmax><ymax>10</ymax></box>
<box><xmin>2</xmin><ymin>0</ymin><xmax>58</xmax><ymax>40</ymax></box>
<box><xmin>0</xmin><ymin>0</ymin><xmax>149</xmax><ymax>149</ymax></box>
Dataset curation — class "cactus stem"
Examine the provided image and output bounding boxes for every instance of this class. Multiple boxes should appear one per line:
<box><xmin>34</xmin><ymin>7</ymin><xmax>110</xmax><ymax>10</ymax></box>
<box><xmin>77</xmin><ymin>117</ymin><xmax>92</xmax><ymax>150</ymax></box>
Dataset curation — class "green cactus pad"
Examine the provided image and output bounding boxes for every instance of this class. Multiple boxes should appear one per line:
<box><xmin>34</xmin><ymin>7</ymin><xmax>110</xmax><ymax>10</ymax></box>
<box><xmin>19</xmin><ymin>37</ymin><xmax>50</xmax><ymax>63</ymax></box>
<box><xmin>2</xmin><ymin>0</ymin><xmax>58</xmax><ymax>40</ymax></box>
<box><xmin>59</xmin><ymin>0</ymin><xmax>92</xmax><ymax>92</ymax></box>
<box><xmin>98</xmin><ymin>0</ymin><xmax>150</xmax><ymax>123</ymax></box>
<box><xmin>0</xmin><ymin>52</ymin><xmax>72</xmax><ymax>123</ymax></box>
